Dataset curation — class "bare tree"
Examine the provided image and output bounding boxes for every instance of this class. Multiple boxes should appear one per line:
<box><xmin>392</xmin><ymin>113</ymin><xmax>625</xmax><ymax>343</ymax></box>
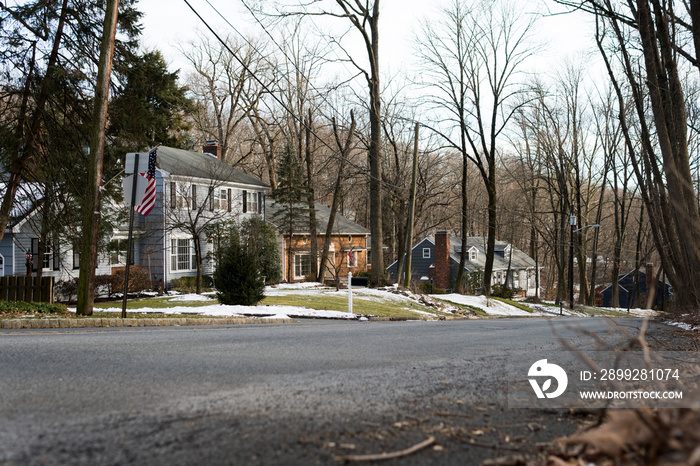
<box><xmin>263</xmin><ymin>0</ymin><xmax>385</xmax><ymax>286</ymax></box>
<box><xmin>556</xmin><ymin>0</ymin><xmax>700</xmax><ymax>310</ymax></box>
<box><xmin>417</xmin><ymin>0</ymin><xmax>536</xmax><ymax>294</ymax></box>
<box><xmin>182</xmin><ymin>33</ymin><xmax>270</xmax><ymax>166</ymax></box>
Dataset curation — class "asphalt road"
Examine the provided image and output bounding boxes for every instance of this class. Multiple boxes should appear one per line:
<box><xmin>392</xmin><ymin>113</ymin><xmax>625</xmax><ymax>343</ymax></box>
<box><xmin>0</xmin><ymin>317</ymin><xmax>689</xmax><ymax>465</ymax></box>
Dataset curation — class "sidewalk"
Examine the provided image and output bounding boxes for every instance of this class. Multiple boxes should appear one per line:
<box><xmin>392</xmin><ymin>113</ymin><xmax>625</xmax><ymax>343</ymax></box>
<box><xmin>0</xmin><ymin>316</ymin><xmax>295</xmax><ymax>329</ymax></box>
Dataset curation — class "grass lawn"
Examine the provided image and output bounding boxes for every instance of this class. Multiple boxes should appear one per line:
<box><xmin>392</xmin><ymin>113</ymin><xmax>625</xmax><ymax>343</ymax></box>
<box><xmin>83</xmin><ymin>292</ymin><xmax>448</xmax><ymax>319</ymax></box>
<box><xmin>260</xmin><ymin>294</ymin><xmax>447</xmax><ymax>318</ymax></box>
<box><xmin>92</xmin><ymin>296</ymin><xmax>216</xmax><ymax>310</ymax></box>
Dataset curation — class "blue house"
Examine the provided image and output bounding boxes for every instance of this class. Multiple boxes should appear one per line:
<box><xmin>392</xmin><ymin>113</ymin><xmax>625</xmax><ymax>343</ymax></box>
<box><xmin>386</xmin><ymin>231</ymin><xmax>540</xmax><ymax>296</ymax></box>
<box><xmin>599</xmin><ymin>267</ymin><xmax>671</xmax><ymax>309</ymax></box>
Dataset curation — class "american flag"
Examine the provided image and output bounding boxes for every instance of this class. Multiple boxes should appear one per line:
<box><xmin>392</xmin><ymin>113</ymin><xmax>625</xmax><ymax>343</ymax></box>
<box><xmin>135</xmin><ymin>147</ymin><xmax>157</xmax><ymax>216</ymax></box>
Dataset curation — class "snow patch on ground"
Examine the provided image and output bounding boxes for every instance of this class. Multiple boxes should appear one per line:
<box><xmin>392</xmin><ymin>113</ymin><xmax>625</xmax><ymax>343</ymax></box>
<box><xmin>86</xmin><ymin>303</ymin><xmax>358</xmax><ymax>320</ymax></box>
<box><xmin>435</xmin><ymin>294</ymin><xmax>545</xmax><ymax>316</ymax></box>
<box><xmin>168</xmin><ymin>293</ymin><xmax>216</xmax><ymax>302</ymax></box>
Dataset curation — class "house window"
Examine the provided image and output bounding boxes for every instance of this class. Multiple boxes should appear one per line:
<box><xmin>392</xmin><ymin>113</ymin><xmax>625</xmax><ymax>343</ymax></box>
<box><xmin>31</xmin><ymin>238</ymin><xmax>58</xmax><ymax>271</ymax></box>
<box><xmin>170</xmin><ymin>238</ymin><xmax>196</xmax><ymax>272</ymax></box>
<box><xmin>109</xmin><ymin>239</ymin><xmax>134</xmax><ymax>266</ymax></box>
<box><xmin>247</xmin><ymin>191</ymin><xmax>258</xmax><ymax>214</ymax></box>
<box><xmin>294</xmin><ymin>254</ymin><xmax>310</xmax><ymax>279</ymax></box>
<box><xmin>513</xmin><ymin>272</ymin><xmax>520</xmax><ymax>289</ymax></box>
<box><xmin>423</xmin><ymin>248</ymin><xmax>431</xmax><ymax>259</ymax></box>
<box><xmin>211</xmin><ymin>187</ymin><xmax>230</xmax><ymax>211</ymax></box>
<box><xmin>219</xmin><ymin>188</ymin><xmax>228</xmax><ymax>211</ymax></box>
<box><xmin>347</xmin><ymin>250</ymin><xmax>357</xmax><ymax>268</ymax></box>
<box><xmin>171</xmin><ymin>182</ymin><xmax>190</xmax><ymax>210</ymax></box>
<box><xmin>470</xmin><ymin>249</ymin><xmax>477</xmax><ymax>261</ymax></box>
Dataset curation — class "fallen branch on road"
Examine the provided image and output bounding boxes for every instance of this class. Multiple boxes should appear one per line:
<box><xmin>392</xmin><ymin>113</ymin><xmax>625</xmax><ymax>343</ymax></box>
<box><xmin>335</xmin><ymin>436</ymin><xmax>435</xmax><ymax>462</ymax></box>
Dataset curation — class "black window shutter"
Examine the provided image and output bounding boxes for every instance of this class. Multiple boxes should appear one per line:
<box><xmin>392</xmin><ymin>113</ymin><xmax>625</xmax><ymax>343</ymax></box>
<box><xmin>191</xmin><ymin>184</ymin><xmax>197</xmax><ymax>209</ymax></box>
<box><xmin>242</xmin><ymin>190</ymin><xmax>247</xmax><ymax>213</ymax></box>
<box><xmin>258</xmin><ymin>192</ymin><xmax>263</xmax><ymax>214</ymax></box>
<box><xmin>227</xmin><ymin>189</ymin><xmax>232</xmax><ymax>212</ymax></box>
<box><xmin>31</xmin><ymin>238</ymin><xmax>38</xmax><ymax>272</ymax></box>
<box><xmin>53</xmin><ymin>241</ymin><xmax>60</xmax><ymax>270</ymax></box>
<box><xmin>73</xmin><ymin>246</ymin><xmax>80</xmax><ymax>270</ymax></box>
<box><xmin>209</xmin><ymin>186</ymin><xmax>214</xmax><ymax>211</ymax></box>
<box><xmin>170</xmin><ymin>182</ymin><xmax>176</xmax><ymax>207</ymax></box>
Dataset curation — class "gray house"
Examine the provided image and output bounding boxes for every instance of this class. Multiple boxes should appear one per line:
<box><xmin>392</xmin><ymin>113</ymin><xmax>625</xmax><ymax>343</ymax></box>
<box><xmin>122</xmin><ymin>145</ymin><xmax>269</xmax><ymax>286</ymax></box>
<box><xmin>386</xmin><ymin>231</ymin><xmax>540</xmax><ymax>296</ymax></box>
<box><xmin>0</xmin><ymin>144</ymin><xmax>269</xmax><ymax>288</ymax></box>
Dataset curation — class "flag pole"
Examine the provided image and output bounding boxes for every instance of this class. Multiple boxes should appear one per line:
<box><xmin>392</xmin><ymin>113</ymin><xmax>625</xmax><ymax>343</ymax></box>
<box><xmin>122</xmin><ymin>153</ymin><xmax>139</xmax><ymax>318</ymax></box>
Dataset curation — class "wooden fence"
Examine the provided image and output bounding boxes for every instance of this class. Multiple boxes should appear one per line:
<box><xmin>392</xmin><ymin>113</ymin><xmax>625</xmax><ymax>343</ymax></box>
<box><xmin>0</xmin><ymin>276</ymin><xmax>54</xmax><ymax>303</ymax></box>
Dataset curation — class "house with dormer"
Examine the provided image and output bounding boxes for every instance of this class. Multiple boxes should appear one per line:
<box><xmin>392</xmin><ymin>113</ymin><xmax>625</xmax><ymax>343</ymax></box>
<box><xmin>386</xmin><ymin>231</ymin><xmax>540</xmax><ymax>296</ymax></box>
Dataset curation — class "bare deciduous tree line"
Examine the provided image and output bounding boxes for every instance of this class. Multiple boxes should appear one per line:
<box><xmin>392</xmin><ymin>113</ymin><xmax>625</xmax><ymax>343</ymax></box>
<box><xmin>2</xmin><ymin>0</ymin><xmax>700</xmax><ymax>312</ymax></box>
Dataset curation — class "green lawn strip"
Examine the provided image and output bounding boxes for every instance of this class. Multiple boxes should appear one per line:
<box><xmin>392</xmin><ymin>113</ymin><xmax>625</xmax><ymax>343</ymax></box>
<box><xmin>92</xmin><ymin>296</ymin><xmax>217</xmax><ymax>310</ymax></box>
<box><xmin>1</xmin><ymin>292</ymin><xmax>445</xmax><ymax>320</ymax></box>
<box><xmin>260</xmin><ymin>294</ymin><xmax>442</xmax><ymax>318</ymax></box>
<box><xmin>490</xmin><ymin>297</ymin><xmax>533</xmax><ymax>313</ymax></box>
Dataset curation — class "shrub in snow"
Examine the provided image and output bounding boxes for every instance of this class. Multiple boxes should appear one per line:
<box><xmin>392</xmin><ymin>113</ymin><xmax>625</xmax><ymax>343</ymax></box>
<box><xmin>215</xmin><ymin>237</ymin><xmax>265</xmax><ymax>306</ymax></box>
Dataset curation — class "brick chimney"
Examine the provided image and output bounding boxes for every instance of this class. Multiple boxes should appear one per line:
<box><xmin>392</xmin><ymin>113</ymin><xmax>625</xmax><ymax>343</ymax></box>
<box><xmin>434</xmin><ymin>231</ymin><xmax>451</xmax><ymax>290</ymax></box>
<box><xmin>203</xmin><ymin>140</ymin><xmax>221</xmax><ymax>160</ymax></box>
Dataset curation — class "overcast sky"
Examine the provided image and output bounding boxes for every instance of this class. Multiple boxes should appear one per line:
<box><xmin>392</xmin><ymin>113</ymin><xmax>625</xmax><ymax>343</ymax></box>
<box><xmin>137</xmin><ymin>0</ymin><xmax>599</xmax><ymax>81</ymax></box>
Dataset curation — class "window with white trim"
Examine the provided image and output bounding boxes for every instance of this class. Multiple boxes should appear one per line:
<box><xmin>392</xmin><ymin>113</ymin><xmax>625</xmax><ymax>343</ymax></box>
<box><xmin>294</xmin><ymin>254</ymin><xmax>310</xmax><ymax>280</ymax></box>
<box><xmin>170</xmin><ymin>238</ymin><xmax>197</xmax><ymax>271</ymax></box>
<box><xmin>109</xmin><ymin>239</ymin><xmax>134</xmax><ymax>266</ymax></box>
<box><xmin>469</xmin><ymin>249</ymin><xmax>477</xmax><ymax>261</ymax></box>
<box><xmin>247</xmin><ymin>191</ymin><xmax>258</xmax><ymax>214</ymax></box>
<box><xmin>219</xmin><ymin>188</ymin><xmax>229</xmax><ymax>211</ymax></box>
<box><xmin>31</xmin><ymin>238</ymin><xmax>58</xmax><ymax>271</ymax></box>
<box><xmin>423</xmin><ymin>248</ymin><xmax>431</xmax><ymax>259</ymax></box>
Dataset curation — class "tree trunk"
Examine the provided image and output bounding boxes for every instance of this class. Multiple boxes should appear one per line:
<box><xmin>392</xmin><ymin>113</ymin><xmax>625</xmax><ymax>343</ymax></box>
<box><xmin>483</xmin><ymin>167</ymin><xmax>497</xmax><ymax>296</ymax></box>
<box><xmin>77</xmin><ymin>0</ymin><xmax>120</xmax><ymax>316</ymax></box>
<box><xmin>319</xmin><ymin>112</ymin><xmax>355</xmax><ymax>283</ymax></box>
<box><xmin>304</xmin><ymin>111</ymin><xmax>318</xmax><ymax>281</ymax></box>
<box><xmin>368</xmin><ymin>1</ymin><xmax>384</xmax><ymax>287</ymax></box>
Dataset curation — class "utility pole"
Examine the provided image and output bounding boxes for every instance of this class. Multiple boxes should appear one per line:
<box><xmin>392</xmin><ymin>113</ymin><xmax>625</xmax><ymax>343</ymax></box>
<box><xmin>569</xmin><ymin>214</ymin><xmax>575</xmax><ymax>310</ymax></box>
<box><xmin>76</xmin><ymin>0</ymin><xmax>120</xmax><ymax>315</ymax></box>
<box><xmin>403</xmin><ymin>123</ymin><xmax>419</xmax><ymax>288</ymax></box>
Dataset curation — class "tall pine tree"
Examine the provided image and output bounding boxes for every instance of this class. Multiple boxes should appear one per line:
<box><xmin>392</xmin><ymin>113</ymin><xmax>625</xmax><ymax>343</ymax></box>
<box><xmin>270</xmin><ymin>142</ymin><xmax>310</xmax><ymax>282</ymax></box>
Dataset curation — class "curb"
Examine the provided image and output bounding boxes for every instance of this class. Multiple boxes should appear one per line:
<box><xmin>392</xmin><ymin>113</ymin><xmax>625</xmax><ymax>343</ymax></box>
<box><xmin>0</xmin><ymin>317</ymin><xmax>296</xmax><ymax>330</ymax></box>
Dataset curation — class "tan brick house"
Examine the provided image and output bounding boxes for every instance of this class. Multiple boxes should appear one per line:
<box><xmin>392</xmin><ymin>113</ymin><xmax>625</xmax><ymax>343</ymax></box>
<box><xmin>265</xmin><ymin>200</ymin><xmax>370</xmax><ymax>283</ymax></box>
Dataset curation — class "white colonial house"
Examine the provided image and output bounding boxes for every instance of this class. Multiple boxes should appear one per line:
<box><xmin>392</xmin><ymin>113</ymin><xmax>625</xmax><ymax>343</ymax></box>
<box><xmin>0</xmin><ymin>144</ymin><xmax>269</xmax><ymax>288</ymax></box>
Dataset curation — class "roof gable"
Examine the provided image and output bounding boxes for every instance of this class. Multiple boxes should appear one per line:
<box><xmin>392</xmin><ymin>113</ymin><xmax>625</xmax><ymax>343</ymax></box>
<box><xmin>265</xmin><ymin>200</ymin><xmax>369</xmax><ymax>235</ymax></box>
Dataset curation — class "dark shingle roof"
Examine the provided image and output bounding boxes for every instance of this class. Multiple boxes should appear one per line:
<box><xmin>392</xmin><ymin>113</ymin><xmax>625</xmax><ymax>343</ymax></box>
<box><xmin>156</xmin><ymin>146</ymin><xmax>268</xmax><ymax>189</ymax></box>
<box><xmin>265</xmin><ymin>200</ymin><xmax>369</xmax><ymax>235</ymax></box>
<box><xmin>428</xmin><ymin>235</ymin><xmax>537</xmax><ymax>271</ymax></box>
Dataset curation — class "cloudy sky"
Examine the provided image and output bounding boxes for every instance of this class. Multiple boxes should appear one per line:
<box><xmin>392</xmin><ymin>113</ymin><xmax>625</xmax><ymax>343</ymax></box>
<box><xmin>137</xmin><ymin>0</ymin><xmax>599</xmax><ymax>80</ymax></box>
